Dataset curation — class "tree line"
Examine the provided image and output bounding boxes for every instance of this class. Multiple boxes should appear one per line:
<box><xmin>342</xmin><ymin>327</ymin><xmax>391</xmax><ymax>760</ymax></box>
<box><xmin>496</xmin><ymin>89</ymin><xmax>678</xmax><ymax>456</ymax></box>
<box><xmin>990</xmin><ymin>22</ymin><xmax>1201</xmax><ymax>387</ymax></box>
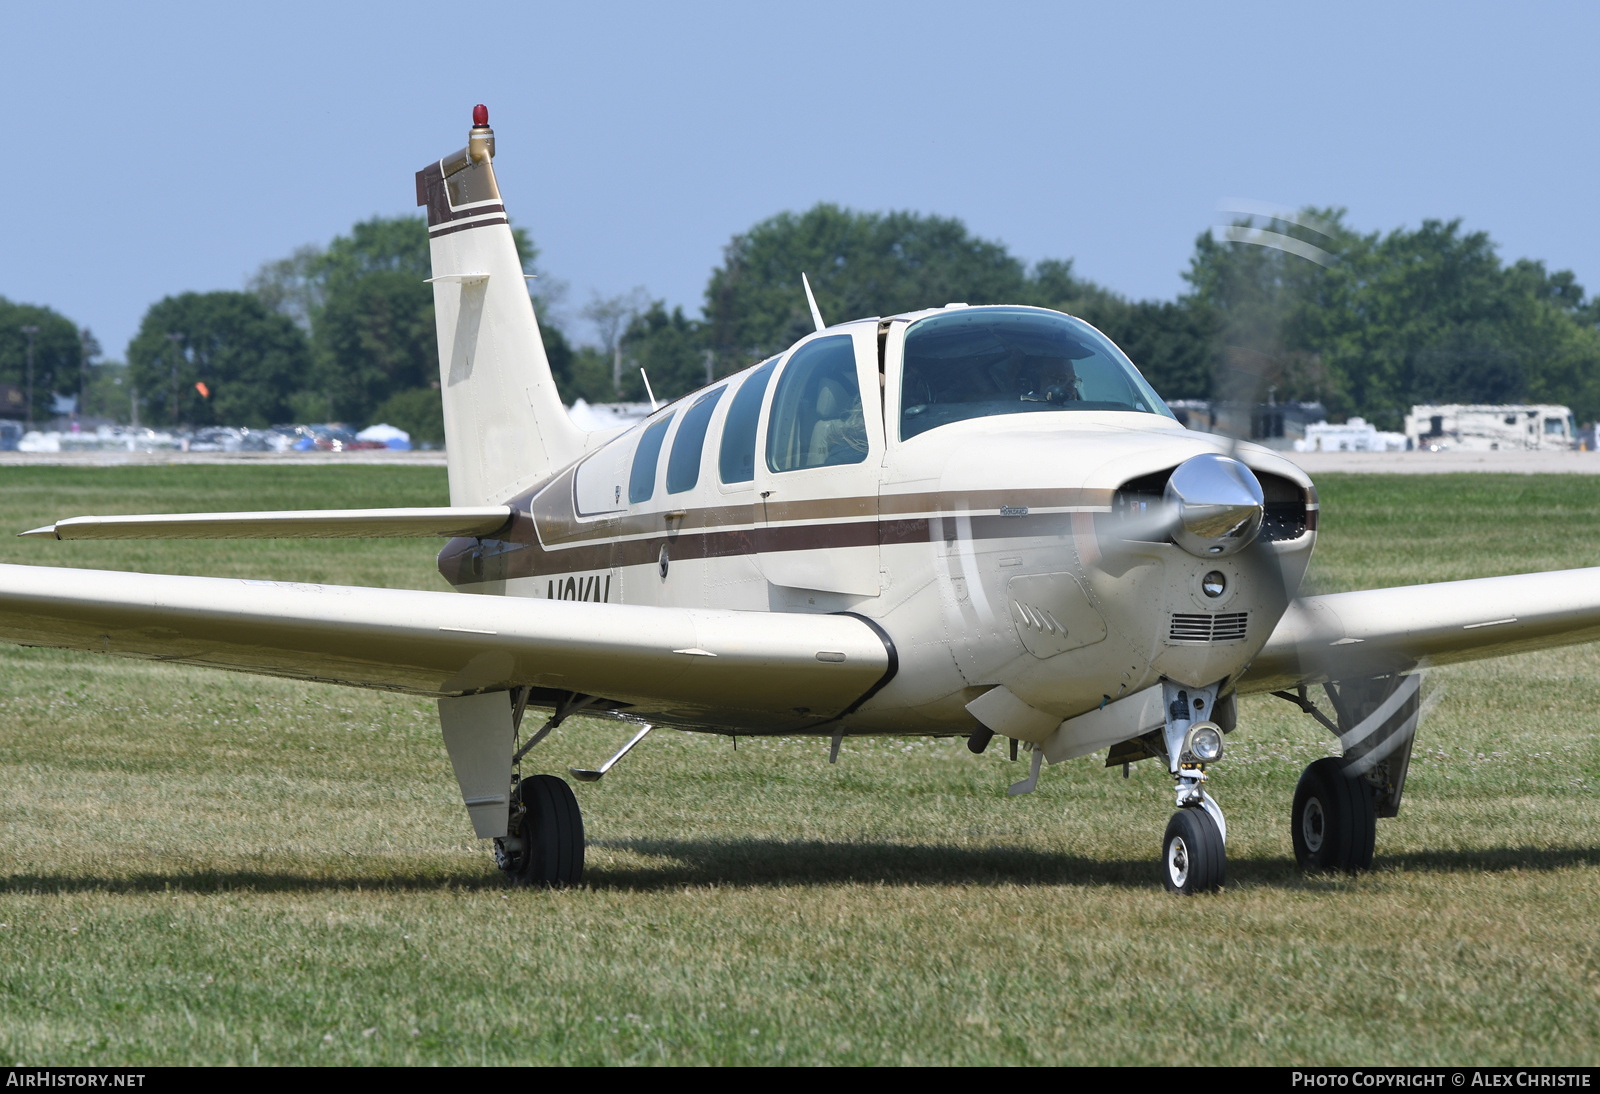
<box><xmin>4</xmin><ymin>203</ymin><xmax>1598</xmax><ymax>437</ymax></box>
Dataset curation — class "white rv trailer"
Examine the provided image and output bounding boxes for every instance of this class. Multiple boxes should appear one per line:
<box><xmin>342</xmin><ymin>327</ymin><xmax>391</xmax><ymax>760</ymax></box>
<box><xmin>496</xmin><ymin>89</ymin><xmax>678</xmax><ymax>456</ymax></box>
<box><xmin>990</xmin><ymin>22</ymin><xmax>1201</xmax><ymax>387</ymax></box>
<box><xmin>1404</xmin><ymin>404</ymin><xmax>1575</xmax><ymax>452</ymax></box>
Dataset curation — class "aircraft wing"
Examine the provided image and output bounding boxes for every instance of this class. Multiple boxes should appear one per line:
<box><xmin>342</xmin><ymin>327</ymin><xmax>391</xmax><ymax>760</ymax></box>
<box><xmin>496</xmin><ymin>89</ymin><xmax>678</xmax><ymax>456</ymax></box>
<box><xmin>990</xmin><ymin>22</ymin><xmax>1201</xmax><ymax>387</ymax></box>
<box><xmin>0</xmin><ymin>563</ymin><xmax>892</xmax><ymax>730</ymax></box>
<box><xmin>19</xmin><ymin>507</ymin><xmax>514</xmax><ymax>540</ymax></box>
<box><xmin>1239</xmin><ymin>566</ymin><xmax>1600</xmax><ymax>692</ymax></box>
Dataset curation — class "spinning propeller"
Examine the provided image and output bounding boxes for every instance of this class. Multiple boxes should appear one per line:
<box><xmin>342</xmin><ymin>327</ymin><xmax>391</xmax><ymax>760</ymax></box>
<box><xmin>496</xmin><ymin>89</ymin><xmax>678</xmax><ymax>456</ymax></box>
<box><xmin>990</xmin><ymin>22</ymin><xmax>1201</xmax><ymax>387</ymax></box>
<box><xmin>1093</xmin><ymin>342</ymin><xmax>1427</xmax><ymax>820</ymax></box>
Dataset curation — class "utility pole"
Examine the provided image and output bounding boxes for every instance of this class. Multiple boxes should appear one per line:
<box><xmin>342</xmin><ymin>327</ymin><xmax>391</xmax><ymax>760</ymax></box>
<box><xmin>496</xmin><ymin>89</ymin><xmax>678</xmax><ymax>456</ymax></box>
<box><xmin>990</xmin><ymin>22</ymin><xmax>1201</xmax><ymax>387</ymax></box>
<box><xmin>165</xmin><ymin>333</ymin><xmax>184</xmax><ymax>426</ymax></box>
<box><xmin>20</xmin><ymin>325</ymin><xmax>38</xmax><ymax>431</ymax></box>
<box><xmin>78</xmin><ymin>328</ymin><xmax>97</xmax><ymax>423</ymax></box>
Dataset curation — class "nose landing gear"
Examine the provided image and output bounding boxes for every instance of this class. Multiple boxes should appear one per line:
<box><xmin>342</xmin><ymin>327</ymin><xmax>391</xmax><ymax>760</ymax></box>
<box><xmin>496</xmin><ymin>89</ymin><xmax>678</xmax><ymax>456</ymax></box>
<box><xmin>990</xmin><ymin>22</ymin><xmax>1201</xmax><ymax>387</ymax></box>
<box><xmin>1158</xmin><ymin>681</ymin><xmax>1228</xmax><ymax>893</ymax></box>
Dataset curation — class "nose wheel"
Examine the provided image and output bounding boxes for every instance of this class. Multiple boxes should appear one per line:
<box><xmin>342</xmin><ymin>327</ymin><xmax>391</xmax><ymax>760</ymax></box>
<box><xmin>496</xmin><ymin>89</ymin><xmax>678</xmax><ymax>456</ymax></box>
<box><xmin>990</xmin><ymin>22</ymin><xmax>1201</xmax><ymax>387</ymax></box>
<box><xmin>1162</xmin><ymin>806</ymin><xmax>1226</xmax><ymax>893</ymax></box>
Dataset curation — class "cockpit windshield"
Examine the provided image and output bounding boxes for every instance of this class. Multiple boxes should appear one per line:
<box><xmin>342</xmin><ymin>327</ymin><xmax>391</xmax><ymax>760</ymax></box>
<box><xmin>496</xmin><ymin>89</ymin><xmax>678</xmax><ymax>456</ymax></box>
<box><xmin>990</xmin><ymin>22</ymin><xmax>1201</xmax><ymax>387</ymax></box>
<box><xmin>899</xmin><ymin>307</ymin><xmax>1174</xmax><ymax>441</ymax></box>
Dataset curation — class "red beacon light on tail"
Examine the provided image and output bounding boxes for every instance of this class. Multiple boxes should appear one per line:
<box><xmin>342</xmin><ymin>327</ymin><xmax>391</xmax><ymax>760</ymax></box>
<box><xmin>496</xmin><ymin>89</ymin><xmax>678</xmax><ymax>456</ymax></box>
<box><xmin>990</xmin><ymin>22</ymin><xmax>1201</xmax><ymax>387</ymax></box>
<box><xmin>467</xmin><ymin>104</ymin><xmax>495</xmax><ymax>163</ymax></box>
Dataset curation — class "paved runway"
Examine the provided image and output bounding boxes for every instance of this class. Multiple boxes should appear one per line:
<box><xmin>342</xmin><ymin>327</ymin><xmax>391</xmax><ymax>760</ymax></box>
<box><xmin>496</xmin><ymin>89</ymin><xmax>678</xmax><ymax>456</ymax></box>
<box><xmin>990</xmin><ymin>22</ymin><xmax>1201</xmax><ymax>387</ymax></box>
<box><xmin>1282</xmin><ymin>449</ymin><xmax>1600</xmax><ymax>474</ymax></box>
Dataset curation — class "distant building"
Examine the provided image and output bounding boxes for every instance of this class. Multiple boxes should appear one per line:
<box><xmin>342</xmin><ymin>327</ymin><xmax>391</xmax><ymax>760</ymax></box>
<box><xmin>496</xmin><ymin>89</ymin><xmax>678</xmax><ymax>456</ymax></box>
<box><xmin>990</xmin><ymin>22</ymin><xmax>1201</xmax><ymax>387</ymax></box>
<box><xmin>1166</xmin><ymin>399</ymin><xmax>1326</xmax><ymax>450</ymax></box>
<box><xmin>567</xmin><ymin>399</ymin><xmax>653</xmax><ymax>432</ymax></box>
<box><xmin>1294</xmin><ymin>417</ymin><xmax>1407</xmax><ymax>453</ymax></box>
<box><xmin>1403</xmin><ymin>404</ymin><xmax>1575</xmax><ymax>451</ymax></box>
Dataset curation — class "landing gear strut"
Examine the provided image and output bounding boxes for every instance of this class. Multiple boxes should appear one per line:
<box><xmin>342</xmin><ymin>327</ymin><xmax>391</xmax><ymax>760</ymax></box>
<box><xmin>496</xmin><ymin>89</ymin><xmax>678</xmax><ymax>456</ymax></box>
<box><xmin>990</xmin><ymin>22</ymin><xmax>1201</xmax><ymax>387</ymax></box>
<box><xmin>1158</xmin><ymin>681</ymin><xmax>1228</xmax><ymax>893</ymax></box>
<box><xmin>495</xmin><ymin>773</ymin><xmax>585</xmax><ymax>887</ymax></box>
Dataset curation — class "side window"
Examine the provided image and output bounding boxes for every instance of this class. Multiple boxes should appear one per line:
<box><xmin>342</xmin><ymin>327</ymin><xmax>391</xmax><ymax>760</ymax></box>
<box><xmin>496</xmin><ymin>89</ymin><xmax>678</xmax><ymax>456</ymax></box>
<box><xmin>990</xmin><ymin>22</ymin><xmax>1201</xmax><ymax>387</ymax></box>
<box><xmin>574</xmin><ymin>430</ymin><xmax>637</xmax><ymax>515</ymax></box>
<box><xmin>666</xmin><ymin>386</ymin><xmax>726</xmax><ymax>494</ymax></box>
<box><xmin>628</xmin><ymin>413</ymin><xmax>674</xmax><ymax>504</ymax></box>
<box><xmin>718</xmin><ymin>359</ymin><xmax>778</xmax><ymax>484</ymax></box>
<box><xmin>766</xmin><ymin>336</ymin><xmax>866</xmax><ymax>473</ymax></box>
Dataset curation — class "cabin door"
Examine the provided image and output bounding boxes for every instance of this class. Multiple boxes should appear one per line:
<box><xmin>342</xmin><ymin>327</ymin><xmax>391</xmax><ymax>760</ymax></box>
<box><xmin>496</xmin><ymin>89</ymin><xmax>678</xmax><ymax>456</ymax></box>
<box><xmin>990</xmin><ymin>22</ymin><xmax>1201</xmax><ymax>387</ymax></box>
<box><xmin>751</xmin><ymin>327</ymin><xmax>883</xmax><ymax>597</ymax></box>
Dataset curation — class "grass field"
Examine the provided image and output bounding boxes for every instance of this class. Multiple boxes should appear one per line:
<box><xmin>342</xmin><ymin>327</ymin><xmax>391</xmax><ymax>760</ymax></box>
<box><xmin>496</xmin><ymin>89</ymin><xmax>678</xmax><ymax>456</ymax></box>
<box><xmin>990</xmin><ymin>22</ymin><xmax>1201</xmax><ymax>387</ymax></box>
<box><xmin>3</xmin><ymin>466</ymin><xmax>1600</xmax><ymax>1065</ymax></box>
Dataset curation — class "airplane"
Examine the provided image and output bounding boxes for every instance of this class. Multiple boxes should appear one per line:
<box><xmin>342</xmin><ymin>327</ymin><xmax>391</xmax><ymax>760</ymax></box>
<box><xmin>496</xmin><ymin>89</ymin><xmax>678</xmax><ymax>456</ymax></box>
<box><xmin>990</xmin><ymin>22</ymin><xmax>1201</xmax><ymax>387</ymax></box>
<box><xmin>7</xmin><ymin>104</ymin><xmax>1600</xmax><ymax>894</ymax></box>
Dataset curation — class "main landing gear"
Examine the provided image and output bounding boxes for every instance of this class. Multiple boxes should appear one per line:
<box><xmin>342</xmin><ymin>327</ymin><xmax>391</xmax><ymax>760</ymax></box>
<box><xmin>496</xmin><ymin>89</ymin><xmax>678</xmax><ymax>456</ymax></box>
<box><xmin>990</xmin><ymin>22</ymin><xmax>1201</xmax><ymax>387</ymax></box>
<box><xmin>494</xmin><ymin>773</ymin><xmax>585</xmax><ymax>887</ymax></box>
<box><xmin>1290</xmin><ymin>756</ymin><xmax>1376</xmax><ymax>872</ymax></box>
<box><xmin>1272</xmin><ymin>675</ymin><xmax>1418</xmax><ymax>873</ymax></box>
<box><xmin>1158</xmin><ymin>682</ymin><xmax>1229</xmax><ymax>894</ymax></box>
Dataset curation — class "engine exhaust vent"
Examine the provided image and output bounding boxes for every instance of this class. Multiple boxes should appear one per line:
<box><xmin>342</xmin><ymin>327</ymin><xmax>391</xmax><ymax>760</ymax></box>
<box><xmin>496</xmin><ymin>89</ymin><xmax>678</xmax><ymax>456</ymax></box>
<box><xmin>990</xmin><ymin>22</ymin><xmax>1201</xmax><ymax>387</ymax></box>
<box><xmin>1169</xmin><ymin>612</ymin><xmax>1249</xmax><ymax>644</ymax></box>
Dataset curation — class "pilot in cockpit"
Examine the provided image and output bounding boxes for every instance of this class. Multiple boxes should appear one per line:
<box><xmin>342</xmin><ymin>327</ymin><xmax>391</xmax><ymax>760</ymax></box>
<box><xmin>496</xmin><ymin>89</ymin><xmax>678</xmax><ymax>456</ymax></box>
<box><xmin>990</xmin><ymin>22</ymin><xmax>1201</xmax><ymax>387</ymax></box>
<box><xmin>1020</xmin><ymin>355</ymin><xmax>1081</xmax><ymax>405</ymax></box>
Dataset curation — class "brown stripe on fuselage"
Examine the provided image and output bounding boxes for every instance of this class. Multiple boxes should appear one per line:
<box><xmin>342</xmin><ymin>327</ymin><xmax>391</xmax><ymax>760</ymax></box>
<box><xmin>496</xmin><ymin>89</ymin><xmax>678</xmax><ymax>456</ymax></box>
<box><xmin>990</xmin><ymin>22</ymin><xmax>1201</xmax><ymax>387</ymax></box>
<box><xmin>443</xmin><ymin>466</ymin><xmax>1112</xmax><ymax>589</ymax></box>
<box><xmin>529</xmin><ymin>476</ymin><xmax>1111</xmax><ymax>552</ymax></box>
<box><xmin>441</xmin><ymin>508</ymin><xmax>1080</xmax><ymax>587</ymax></box>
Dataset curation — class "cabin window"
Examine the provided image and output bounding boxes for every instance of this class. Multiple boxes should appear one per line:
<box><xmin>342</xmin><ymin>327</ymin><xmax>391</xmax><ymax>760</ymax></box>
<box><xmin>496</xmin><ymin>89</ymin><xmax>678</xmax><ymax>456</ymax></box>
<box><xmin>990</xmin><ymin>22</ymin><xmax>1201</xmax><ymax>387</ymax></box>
<box><xmin>766</xmin><ymin>336</ymin><xmax>867</xmax><ymax>472</ymax></box>
<box><xmin>628</xmin><ymin>413</ymin><xmax>675</xmax><ymax>504</ymax></box>
<box><xmin>574</xmin><ymin>429</ymin><xmax>638</xmax><ymax>515</ymax></box>
<box><xmin>666</xmin><ymin>386</ymin><xmax>726</xmax><ymax>494</ymax></box>
<box><xmin>718</xmin><ymin>359</ymin><xmax>778</xmax><ymax>484</ymax></box>
<box><xmin>899</xmin><ymin>307</ymin><xmax>1174</xmax><ymax>441</ymax></box>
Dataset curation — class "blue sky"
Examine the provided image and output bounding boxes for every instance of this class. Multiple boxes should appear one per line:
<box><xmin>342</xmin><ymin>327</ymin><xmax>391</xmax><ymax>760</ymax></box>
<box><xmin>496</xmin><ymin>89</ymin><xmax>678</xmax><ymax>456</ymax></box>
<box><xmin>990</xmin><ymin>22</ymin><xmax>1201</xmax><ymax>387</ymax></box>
<box><xmin>3</xmin><ymin>1</ymin><xmax>1597</xmax><ymax>358</ymax></box>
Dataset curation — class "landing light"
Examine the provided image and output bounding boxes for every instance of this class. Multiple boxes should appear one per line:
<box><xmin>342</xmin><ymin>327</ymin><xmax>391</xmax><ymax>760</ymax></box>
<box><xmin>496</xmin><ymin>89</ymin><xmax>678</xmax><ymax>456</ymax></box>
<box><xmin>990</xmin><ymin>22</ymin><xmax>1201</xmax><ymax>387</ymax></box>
<box><xmin>1202</xmin><ymin>571</ymin><xmax>1227</xmax><ymax>598</ymax></box>
<box><xmin>1184</xmin><ymin>721</ymin><xmax>1224</xmax><ymax>764</ymax></box>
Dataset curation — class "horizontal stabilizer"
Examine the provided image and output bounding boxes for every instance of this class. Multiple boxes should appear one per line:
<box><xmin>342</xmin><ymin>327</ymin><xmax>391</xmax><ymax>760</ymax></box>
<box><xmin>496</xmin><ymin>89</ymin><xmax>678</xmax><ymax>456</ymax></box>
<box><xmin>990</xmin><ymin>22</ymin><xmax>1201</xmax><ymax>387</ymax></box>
<box><xmin>21</xmin><ymin>507</ymin><xmax>514</xmax><ymax>541</ymax></box>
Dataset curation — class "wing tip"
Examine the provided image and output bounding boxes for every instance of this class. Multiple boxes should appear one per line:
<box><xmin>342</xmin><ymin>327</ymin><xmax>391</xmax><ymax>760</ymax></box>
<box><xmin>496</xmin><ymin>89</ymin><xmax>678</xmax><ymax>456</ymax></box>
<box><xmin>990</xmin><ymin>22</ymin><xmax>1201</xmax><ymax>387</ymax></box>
<box><xmin>17</xmin><ymin>525</ymin><xmax>59</xmax><ymax>539</ymax></box>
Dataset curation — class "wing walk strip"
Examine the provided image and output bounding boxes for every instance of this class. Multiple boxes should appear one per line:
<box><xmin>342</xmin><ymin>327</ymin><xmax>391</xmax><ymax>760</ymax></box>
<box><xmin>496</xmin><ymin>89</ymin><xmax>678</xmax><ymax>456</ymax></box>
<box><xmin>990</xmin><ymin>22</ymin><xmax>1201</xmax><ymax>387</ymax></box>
<box><xmin>0</xmin><ymin>563</ymin><xmax>892</xmax><ymax>732</ymax></box>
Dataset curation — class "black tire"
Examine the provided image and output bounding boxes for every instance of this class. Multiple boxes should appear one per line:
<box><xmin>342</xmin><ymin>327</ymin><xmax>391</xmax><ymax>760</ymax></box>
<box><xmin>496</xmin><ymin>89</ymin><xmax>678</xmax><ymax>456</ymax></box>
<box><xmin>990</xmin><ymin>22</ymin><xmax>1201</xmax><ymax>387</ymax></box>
<box><xmin>967</xmin><ymin>726</ymin><xmax>995</xmax><ymax>755</ymax></box>
<box><xmin>1161</xmin><ymin>807</ymin><xmax>1226</xmax><ymax>894</ymax></box>
<box><xmin>1291</xmin><ymin>756</ymin><xmax>1376</xmax><ymax>872</ymax></box>
<box><xmin>514</xmin><ymin>774</ymin><xmax>585</xmax><ymax>888</ymax></box>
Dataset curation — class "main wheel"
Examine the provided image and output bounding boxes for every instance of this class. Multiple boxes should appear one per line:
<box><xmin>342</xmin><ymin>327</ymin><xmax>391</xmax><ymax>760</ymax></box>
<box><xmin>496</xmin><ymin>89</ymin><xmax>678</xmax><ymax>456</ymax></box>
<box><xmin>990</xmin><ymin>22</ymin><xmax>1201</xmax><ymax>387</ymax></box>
<box><xmin>502</xmin><ymin>774</ymin><xmax>585</xmax><ymax>887</ymax></box>
<box><xmin>1162</xmin><ymin>807</ymin><xmax>1226</xmax><ymax>894</ymax></box>
<box><xmin>1291</xmin><ymin>757</ymin><xmax>1376</xmax><ymax>872</ymax></box>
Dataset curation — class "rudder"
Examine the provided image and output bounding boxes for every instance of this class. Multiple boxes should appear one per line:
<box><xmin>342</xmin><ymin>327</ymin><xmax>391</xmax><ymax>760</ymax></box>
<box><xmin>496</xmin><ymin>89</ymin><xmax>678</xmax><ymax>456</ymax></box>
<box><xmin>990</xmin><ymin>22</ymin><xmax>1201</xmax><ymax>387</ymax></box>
<box><xmin>416</xmin><ymin>106</ymin><xmax>584</xmax><ymax>505</ymax></box>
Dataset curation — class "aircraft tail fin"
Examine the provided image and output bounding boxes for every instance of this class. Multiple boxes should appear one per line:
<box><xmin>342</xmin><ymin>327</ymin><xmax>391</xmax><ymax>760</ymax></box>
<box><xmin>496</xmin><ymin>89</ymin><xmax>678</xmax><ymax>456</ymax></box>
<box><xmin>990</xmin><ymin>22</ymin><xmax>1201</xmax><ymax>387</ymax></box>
<box><xmin>416</xmin><ymin>105</ymin><xmax>584</xmax><ymax>505</ymax></box>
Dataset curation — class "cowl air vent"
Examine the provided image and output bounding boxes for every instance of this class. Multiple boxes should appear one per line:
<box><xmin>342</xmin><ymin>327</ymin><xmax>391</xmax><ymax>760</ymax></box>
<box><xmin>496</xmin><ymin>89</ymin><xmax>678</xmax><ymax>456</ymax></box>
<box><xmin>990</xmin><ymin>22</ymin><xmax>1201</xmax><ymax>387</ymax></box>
<box><xmin>1257</xmin><ymin>471</ymin><xmax>1312</xmax><ymax>542</ymax></box>
<box><xmin>1169</xmin><ymin>612</ymin><xmax>1249</xmax><ymax>644</ymax></box>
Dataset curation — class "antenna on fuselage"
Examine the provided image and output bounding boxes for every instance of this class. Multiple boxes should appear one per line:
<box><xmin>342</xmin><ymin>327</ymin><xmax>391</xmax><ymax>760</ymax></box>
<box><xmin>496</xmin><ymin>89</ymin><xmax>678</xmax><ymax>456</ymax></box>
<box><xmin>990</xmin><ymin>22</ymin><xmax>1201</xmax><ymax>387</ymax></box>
<box><xmin>801</xmin><ymin>272</ymin><xmax>826</xmax><ymax>332</ymax></box>
<box><xmin>639</xmin><ymin>367</ymin><xmax>658</xmax><ymax>412</ymax></box>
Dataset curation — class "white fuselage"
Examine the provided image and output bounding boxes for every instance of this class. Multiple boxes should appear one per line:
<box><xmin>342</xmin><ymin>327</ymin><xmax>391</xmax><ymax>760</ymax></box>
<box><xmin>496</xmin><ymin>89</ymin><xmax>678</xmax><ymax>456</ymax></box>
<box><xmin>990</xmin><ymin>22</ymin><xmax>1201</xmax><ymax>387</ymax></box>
<box><xmin>441</xmin><ymin>312</ymin><xmax>1319</xmax><ymax>739</ymax></box>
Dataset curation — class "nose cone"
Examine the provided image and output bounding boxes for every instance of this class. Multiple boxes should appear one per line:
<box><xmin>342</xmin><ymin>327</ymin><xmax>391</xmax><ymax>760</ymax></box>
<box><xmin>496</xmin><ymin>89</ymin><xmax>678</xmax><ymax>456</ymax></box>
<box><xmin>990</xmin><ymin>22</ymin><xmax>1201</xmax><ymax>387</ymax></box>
<box><xmin>1164</xmin><ymin>454</ymin><xmax>1265</xmax><ymax>558</ymax></box>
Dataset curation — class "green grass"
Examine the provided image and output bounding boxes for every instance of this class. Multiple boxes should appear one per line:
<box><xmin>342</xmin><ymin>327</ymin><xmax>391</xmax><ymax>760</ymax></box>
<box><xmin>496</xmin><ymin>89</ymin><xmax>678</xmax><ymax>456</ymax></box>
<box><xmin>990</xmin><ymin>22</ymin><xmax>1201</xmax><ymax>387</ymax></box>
<box><xmin>3</xmin><ymin>468</ymin><xmax>1600</xmax><ymax>1064</ymax></box>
